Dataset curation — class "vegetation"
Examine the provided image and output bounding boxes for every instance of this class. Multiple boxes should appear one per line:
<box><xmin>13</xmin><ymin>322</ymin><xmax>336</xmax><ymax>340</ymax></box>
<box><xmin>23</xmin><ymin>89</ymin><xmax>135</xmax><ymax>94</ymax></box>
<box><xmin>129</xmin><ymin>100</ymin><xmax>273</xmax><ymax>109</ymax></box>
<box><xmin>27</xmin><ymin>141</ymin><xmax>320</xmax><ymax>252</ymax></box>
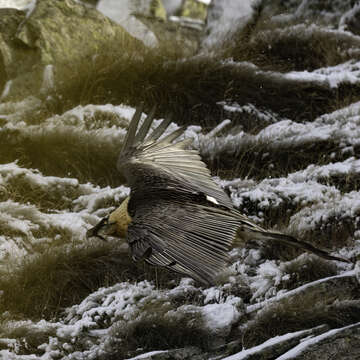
<box><xmin>1</xmin><ymin>1</ymin><xmax>360</xmax><ymax>358</ymax></box>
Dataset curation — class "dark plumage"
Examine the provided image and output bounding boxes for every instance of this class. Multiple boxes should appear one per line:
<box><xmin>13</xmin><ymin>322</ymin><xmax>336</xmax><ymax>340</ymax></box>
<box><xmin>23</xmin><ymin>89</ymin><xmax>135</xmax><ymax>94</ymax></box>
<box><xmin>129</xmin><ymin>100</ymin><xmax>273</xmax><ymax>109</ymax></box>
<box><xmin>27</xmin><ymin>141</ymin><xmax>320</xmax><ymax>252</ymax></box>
<box><xmin>86</xmin><ymin>105</ymin><xmax>351</xmax><ymax>284</ymax></box>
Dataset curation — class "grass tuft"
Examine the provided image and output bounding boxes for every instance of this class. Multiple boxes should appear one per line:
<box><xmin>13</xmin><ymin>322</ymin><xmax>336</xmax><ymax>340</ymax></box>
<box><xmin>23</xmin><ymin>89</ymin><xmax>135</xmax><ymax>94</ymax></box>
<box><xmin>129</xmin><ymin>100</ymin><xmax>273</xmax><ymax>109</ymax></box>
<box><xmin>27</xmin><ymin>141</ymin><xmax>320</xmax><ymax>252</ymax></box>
<box><xmin>0</xmin><ymin>242</ymin><xmax>140</xmax><ymax>320</ymax></box>
<box><xmin>221</xmin><ymin>9</ymin><xmax>360</xmax><ymax>72</ymax></box>
<box><xmin>241</xmin><ymin>287</ymin><xmax>360</xmax><ymax>348</ymax></box>
<box><xmin>0</xmin><ymin>128</ymin><xmax>120</xmax><ymax>187</ymax></box>
<box><xmin>107</xmin><ymin>310</ymin><xmax>210</xmax><ymax>359</ymax></box>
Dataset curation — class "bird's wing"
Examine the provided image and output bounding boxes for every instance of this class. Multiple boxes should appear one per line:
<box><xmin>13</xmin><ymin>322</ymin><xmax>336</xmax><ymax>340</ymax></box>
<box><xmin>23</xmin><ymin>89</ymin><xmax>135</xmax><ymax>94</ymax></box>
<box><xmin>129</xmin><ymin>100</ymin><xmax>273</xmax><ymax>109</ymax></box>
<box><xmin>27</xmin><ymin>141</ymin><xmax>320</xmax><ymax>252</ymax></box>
<box><xmin>127</xmin><ymin>199</ymin><xmax>239</xmax><ymax>284</ymax></box>
<box><xmin>117</xmin><ymin>105</ymin><xmax>233</xmax><ymax>209</ymax></box>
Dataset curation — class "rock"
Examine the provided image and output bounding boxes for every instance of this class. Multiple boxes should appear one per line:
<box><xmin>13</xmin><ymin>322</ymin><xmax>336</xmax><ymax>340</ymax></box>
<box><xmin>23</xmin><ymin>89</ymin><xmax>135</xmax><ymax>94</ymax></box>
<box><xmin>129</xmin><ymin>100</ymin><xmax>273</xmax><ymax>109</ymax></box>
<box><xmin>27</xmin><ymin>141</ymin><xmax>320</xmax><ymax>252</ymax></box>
<box><xmin>0</xmin><ymin>0</ymin><xmax>33</xmax><ymax>10</ymax></box>
<box><xmin>0</xmin><ymin>0</ymin><xmax>144</xmax><ymax>101</ymax></box>
<box><xmin>163</xmin><ymin>0</ymin><xmax>183</xmax><ymax>16</ymax></box>
<box><xmin>181</xmin><ymin>0</ymin><xmax>209</xmax><ymax>22</ymax></box>
<box><xmin>204</xmin><ymin>0</ymin><xmax>254</xmax><ymax>49</ymax></box>
<box><xmin>136</xmin><ymin>14</ymin><xmax>201</xmax><ymax>55</ymax></box>
<box><xmin>80</xmin><ymin>0</ymin><xmax>100</xmax><ymax>6</ymax></box>
<box><xmin>96</xmin><ymin>0</ymin><xmax>160</xmax><ymax>47</ymax></box>
<box><xmin>131</xmin><ymin>0</ymin><xmax>167</xmax><ymax>20</ymax></box>
<box><xmin>96</xmin><ymin>0</ymin><xmax>201</xmax><ymax>53</ymax></box>
<box><xmin>339</xmin><ymin>3</ymin><xmax>360</xmax><ymax>35</ymax></box>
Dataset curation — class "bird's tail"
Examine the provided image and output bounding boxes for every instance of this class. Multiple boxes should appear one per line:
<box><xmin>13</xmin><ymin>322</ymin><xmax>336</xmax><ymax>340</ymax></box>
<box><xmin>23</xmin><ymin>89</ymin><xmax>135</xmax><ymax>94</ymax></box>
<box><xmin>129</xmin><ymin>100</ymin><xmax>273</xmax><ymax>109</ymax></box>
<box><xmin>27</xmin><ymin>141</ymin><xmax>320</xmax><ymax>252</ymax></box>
<box><xmin>234</xmin><ymin>211</ymin><xmax>352</xmax><ymax>263</ymax></box>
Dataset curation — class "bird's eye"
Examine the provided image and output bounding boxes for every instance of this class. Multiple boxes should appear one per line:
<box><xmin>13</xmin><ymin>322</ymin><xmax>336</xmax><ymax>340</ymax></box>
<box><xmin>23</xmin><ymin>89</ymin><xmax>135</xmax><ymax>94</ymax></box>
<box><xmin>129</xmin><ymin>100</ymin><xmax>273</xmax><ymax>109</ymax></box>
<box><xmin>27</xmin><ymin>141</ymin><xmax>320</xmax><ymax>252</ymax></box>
<box><xmin>101</xmin><ymin>217</ymin><xmax>109</xmax><ymax>225</ymax></box>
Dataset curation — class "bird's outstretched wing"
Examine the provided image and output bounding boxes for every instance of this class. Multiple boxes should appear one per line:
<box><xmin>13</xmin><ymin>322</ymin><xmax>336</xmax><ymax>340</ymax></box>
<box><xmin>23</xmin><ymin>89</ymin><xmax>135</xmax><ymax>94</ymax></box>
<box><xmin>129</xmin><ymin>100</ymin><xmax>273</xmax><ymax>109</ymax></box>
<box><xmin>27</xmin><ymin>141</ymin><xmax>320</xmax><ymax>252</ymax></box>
<box><xmin>117</xmin><ymin>105</ymin><xmax>233</xmax><ymax>209</ymax></box>
<box><xmin>116</xmin><ymin>106</ymin><xmax>237</xmax><ymax>283</ymax></box>
<box><xmin>127</xmin><ymin>199</ymin><xmax>239</xmax><ymax>284</ymax></box>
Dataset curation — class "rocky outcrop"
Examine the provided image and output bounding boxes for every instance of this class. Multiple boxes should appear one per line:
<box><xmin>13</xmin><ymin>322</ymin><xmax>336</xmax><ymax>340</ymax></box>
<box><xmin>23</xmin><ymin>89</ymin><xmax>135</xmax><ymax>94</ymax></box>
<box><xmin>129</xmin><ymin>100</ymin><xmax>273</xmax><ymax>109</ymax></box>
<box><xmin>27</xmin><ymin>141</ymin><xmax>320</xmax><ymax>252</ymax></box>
<box><xmin>0</xmin><ymin>0</ymin><xmax>144</xmax><ymax>101</ymax></box>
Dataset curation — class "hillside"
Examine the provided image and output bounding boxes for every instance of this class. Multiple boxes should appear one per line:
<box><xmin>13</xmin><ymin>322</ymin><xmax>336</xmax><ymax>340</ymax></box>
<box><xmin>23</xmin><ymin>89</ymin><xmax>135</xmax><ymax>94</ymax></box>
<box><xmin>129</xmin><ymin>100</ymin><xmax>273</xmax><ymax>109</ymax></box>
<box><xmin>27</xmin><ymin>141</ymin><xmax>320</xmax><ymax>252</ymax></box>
<box><xmin>0</xmin><ymin>0</ymin><xmax>360</xmax><ymax>359</ymax></box>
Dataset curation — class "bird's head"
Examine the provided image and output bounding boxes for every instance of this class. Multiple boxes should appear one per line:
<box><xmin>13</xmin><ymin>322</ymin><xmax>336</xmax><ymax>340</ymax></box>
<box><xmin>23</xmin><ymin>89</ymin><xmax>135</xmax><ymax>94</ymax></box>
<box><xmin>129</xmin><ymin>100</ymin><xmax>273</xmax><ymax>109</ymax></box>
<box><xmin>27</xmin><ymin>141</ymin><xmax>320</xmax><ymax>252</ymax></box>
<box><xmin>86</xmin><ymin>197</ymin><xmax>132</xmax><ymax>240</ymax></box>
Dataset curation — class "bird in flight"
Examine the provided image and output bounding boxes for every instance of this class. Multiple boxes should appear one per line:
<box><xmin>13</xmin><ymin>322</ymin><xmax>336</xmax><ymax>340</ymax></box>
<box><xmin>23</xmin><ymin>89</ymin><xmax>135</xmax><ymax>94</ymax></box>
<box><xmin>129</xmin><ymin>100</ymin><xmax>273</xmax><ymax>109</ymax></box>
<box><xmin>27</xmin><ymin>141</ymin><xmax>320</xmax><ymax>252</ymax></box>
<box><xmin>87</xmin><ymin>105</ymin><xmax>350</xmax><ymax>284</ymax></box>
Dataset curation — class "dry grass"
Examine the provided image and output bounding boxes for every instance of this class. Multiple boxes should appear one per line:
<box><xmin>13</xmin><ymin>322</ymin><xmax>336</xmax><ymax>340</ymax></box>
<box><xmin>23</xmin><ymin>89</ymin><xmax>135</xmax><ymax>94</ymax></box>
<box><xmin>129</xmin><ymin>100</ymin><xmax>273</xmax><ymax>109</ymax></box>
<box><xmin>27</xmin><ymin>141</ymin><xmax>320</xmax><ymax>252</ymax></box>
<box><xmin>279</xmin><ymin>257</ymin><xmax>338</xmax><ymax>290</ymax></box>
<box><xmin>106</xmin><ymin>310</ymin><xmax>210</xmax><ymax>359</ymax></box>
<box><xmin>0</xmin><ymin>238</ymin><xmax>190</xmax><ymax>321</ymax></box>
<box><xmin>0</xmin><ymin>321</ymin><xmax>57</xmax><ymax>355</ymax></box>
<box><xmin>0</xmin><ymin>243</ymin><xmax>140</xmax><ymax>319</ymax></box>
<box><xmin>221</xmin><ymin>2</ymin><xmax>360</xmax><ymax>72</ymax></box>
<box><xmin>1</xmin><ymin>4</ymin><xmax>360</xmax><ymax>358</ymax></box>
<box><xmin>0</xmin><ymin>177</ymin><xmax>82</xmax><ymax>212</ymax></box>
<box><xmin>208</xmin><ymin>138</ymin><xmax>347</xmax><ymax>182</ymax></box>
<box><xmin>0</xmin><ymin>128</ymin><xmax>120</xmax><ymax>187</ymax></box>
<box><xmin>239</xmin><ymin>286</ymin><xmax>360</xmax><ymax>348</ymax></box>
<box><xmin>41</xmin><ymin>43</ymin><xmax>343</xmax><ymax>127</ymax></box>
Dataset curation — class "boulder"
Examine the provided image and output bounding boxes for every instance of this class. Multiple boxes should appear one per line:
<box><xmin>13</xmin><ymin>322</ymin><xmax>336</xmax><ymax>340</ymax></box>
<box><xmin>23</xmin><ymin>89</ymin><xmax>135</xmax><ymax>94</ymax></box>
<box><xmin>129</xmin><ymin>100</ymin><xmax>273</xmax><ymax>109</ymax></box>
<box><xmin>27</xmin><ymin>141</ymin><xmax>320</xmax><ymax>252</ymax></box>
<box><xmin>97</xmin><ymin>0</ymin><xmax>201</xmax><ymax>54</ymax></box>
<box><xmin>0</xmin><ymin>0</ymin><xmax>144</xmax><ymax>101</ymax></box>
<box><xmin>181</xmin><ymin>0</ymin><xmax>209</xmax><ymax>22</ymax></box>
<box><xmin>96</xmin><ymin>0</ymin><xmax>160</xmax><ymax>47</ymax></box>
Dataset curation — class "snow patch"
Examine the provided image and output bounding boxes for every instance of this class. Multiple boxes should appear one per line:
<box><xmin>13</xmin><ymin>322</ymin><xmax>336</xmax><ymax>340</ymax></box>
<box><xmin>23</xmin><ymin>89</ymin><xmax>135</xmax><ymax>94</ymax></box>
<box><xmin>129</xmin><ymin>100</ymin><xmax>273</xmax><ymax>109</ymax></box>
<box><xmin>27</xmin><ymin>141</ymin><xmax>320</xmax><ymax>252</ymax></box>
<box><xmin>277</xmin><ymin>322</ymin><xmax>360</xmax><ymax>359</ymax></box>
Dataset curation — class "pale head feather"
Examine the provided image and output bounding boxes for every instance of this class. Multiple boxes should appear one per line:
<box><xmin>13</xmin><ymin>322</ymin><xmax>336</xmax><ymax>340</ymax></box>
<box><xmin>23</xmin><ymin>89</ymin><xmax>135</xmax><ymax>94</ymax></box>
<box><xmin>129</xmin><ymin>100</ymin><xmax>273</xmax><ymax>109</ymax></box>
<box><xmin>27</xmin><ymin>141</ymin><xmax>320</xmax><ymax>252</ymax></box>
<box><xmin>109</xmin><ymin>196</ymin><xmax>132</xmax><ymax>238</ymax></box>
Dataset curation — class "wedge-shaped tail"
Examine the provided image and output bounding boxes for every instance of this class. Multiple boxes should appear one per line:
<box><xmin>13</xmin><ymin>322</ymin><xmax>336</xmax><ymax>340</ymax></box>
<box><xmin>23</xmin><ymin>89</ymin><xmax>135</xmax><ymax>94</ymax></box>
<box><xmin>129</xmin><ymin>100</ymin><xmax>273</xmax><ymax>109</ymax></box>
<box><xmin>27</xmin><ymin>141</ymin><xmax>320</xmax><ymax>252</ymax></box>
<box><xmin>235</xmin><ymin>212</ymin><xmax>351</xmax><ymax>263</ymax></box>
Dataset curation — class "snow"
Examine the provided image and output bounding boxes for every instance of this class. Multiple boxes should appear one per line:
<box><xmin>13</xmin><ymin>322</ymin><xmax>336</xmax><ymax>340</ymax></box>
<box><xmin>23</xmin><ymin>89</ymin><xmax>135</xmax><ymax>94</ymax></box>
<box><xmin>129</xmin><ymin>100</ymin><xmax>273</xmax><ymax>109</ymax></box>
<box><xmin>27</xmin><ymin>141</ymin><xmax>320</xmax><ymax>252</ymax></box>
<box><xmin>0</xmin><ymin>80</ymin><xmax>12</xmax><ymax>101</ymax></box>
<box><xmin>162</xmin><ymin>0</ymin><xmax>182</xmax><ymax>16</ymax></box>
<box><xmin>219</xmin><ymin>102</ymin><xmax>280</xmax><ymax>125</ymax></box>
<box><xmin>201</xmin><ymin>301</ymin><xmax>241</xmax><ymax>333</ymax></box>
<box><xmin>284</xmin><ymin>60</ymin><xmax>360</xmax><ymax>88</ymax></box>
<box><xmin>355</xmin><ymin>259</ymin><xmax>360</xmax><ymax>284</ymax></box>
<box><xmin>339</xmin><ymin>3</ymin><xmax>360</xmax><ymax>31</ymax></box>
<box><xmin>0</xmin><ymin>0</ymin><xmax>32</xmax><ymax>9</ymax></box>
<box><xmin>0</xmin><ymin>280</ymin><xmax>241</xmax><ymax>359</ymax></box>
<box><xmin>96</xmin><ymin>0</ymin><xmax>158</xmax><ymax>47</ymax></box>
<box><xmin>40</xmin><ymin>65</ymin><xmax>55</xmax><ymax>94</ymax></box>
<box><xmin>203</xmin><ymin>0</ymin><xmax>254</xmax><ymax>49</ymax></box>
<box><xmin>249</xmin><ymin>260</ymin><xmax>284</xmax><ymax>301</ymax></box>
<box><xmin>0</xmin><ymin>162</ymin><xmax>81</xmax><ymax>189</ymax></box>
<box><xmin>0</xmin><ymin>161</ymin><xmax>131</xmax><ymax>265</ymax></box>
<box><xmin>126</xmin><ymin>351</ymin><xmax>169</xmax><ymax>360</ymax></box>
<box><xmin>246</xmin><ymin>270</ymin><xmax>356</xmax><ymax>314</ymax></box>
<box><xmin>1</xmin><ymin>1</ymin><xmax>360</xmax><ymax>358</ymax></box>
<box><xmin>294</xmin><ymin>0</ymin><xmax>353</xmax><ymax>24</ymax></box>
<box><xmin>198</xmin><ymin>99</ymin><xmax>360</xmax><ymax>161</ymax></box>
<box><xmin>218</xmin><ymin>152</ymin><xmax>360</xmax><ymax>243</ymax></box>
<box><xmin>222</xmin><ymin>326</ymin><xmax>324</xmax><ymax>360</ymax></box>
<box><xmin>277</xmin><ymin>322</ymin><xmax>360</xmax><ymax>359</ymax></box>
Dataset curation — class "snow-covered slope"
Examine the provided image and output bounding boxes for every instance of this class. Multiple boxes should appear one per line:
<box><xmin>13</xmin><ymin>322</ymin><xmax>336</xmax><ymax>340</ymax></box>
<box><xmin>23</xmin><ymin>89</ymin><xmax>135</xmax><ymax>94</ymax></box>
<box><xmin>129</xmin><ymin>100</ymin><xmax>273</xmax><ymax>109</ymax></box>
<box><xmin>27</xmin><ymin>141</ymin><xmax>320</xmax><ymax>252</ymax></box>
<box><xmin>1</xmin><ymin>0</ymin><xmax>360</xmax><ymax>359</ymax></box>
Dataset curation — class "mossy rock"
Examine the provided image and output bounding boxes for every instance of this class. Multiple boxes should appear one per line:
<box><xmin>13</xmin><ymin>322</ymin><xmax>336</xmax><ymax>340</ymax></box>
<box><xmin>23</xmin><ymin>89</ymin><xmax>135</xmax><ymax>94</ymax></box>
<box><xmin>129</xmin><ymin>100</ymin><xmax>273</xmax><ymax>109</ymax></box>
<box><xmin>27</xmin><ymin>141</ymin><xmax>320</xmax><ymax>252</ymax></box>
<box><xmin>0</xmin><ymin>0</ymin><xmax>144</xmax><ymax>101</ymax></box>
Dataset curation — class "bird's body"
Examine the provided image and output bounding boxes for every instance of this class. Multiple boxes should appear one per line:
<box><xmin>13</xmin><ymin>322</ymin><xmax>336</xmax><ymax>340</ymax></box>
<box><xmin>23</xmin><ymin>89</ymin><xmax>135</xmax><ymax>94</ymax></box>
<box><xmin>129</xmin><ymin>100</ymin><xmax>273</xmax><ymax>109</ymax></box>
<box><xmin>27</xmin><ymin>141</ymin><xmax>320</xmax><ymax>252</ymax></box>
<box><xmin>87</xmin><ymin>105</ymin><xmax>350</xmax><ymax>284</ymax></box>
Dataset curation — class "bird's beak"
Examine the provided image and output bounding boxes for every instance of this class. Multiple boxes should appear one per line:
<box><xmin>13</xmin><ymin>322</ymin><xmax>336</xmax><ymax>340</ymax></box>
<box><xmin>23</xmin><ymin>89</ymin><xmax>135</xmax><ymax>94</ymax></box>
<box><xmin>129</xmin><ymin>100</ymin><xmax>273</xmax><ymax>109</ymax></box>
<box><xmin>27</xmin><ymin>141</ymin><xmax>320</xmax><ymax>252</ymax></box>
<box><xmin>86</xmin><ymin>218</ymin><xmax>108</xmax><ymax>241</ymax></box>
